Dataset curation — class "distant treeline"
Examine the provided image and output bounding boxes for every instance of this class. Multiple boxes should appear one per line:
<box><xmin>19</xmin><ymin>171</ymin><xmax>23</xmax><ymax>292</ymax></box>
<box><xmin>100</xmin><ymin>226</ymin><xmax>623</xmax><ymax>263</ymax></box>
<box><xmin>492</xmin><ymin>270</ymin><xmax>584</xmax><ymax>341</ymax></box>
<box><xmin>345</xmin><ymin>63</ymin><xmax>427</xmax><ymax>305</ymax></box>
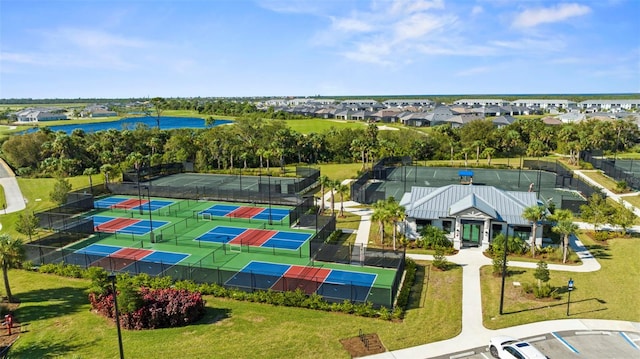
<box><xmin>1</xmin><ymin>93</ymin><xmax>638</xmax><ymax>106</ymax></box>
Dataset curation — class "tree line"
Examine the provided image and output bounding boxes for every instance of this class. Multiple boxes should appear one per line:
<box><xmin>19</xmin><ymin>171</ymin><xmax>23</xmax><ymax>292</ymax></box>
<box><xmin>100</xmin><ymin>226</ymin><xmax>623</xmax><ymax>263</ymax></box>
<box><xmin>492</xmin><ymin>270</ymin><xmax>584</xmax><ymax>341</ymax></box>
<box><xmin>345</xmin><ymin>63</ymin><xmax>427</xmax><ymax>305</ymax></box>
<box><xmin>1</xmin><ymin>115</ymin><xmax>638</xmax><ymax>179</ymax></box>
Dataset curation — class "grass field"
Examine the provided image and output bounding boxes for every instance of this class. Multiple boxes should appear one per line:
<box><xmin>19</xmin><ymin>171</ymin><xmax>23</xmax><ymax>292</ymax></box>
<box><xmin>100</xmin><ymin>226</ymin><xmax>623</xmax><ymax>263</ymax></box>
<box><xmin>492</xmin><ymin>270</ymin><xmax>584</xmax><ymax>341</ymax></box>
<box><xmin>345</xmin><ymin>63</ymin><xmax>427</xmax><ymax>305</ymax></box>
<box><xmin>481</xmin><ymin>234</ymin><xmax>640</xmax><ymax>329</ymax></box>
<box><xmin>7</xmin><ymin>261</ymin><xmax>461</xmax><ymax>358</ymax></box>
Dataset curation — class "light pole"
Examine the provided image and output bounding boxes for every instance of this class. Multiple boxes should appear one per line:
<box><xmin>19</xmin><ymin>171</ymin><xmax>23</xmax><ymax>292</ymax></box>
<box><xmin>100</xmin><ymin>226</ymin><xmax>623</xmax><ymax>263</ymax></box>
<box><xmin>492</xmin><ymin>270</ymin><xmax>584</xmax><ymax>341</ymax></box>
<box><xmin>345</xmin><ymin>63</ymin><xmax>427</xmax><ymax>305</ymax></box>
<box><xmin>499</xmin><ymin>230</ymin><xmax>509</xmax><ymax>315</ymax></box>
<box><xmin>267</xmin><ymin>174</ymin><xmax>272</xmax><ymax>225</ymax></box>
<box><xmin>107</xmin><ymin>274</ymin><xmax>125</xmax><ymax>359</ymax></box>
<box><xmin>135</xmin><ymin>164</ymin><xmax>143</xmax><ymax>215</ymax></box>
<box><xmin>144</xmin><ymin>186</ymin><xmax>155</xmax><ymax>243</ymax></box>
<box><xmin>566</xmin><ymin>278</ymin><xmax>574</xmax><ymax>316</ymax></box>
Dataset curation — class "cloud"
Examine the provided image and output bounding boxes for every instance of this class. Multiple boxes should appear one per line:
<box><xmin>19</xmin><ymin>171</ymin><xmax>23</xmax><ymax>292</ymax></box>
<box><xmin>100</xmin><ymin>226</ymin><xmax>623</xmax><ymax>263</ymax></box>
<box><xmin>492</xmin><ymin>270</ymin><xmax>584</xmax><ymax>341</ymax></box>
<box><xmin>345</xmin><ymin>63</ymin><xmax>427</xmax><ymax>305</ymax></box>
<box><xmin>331</xmin><ymin>16</ymin><xmax>374</xmax><ymax>33</ymax></box>
<box><xmin>471</xmin><ymin>5</ymin><xmax>483</xmax><ymax>16</ymax></box>
<box><xmin>512</xmin><ymin>3</ymin><xmax>591</xmax><ymax>28</ymax></box>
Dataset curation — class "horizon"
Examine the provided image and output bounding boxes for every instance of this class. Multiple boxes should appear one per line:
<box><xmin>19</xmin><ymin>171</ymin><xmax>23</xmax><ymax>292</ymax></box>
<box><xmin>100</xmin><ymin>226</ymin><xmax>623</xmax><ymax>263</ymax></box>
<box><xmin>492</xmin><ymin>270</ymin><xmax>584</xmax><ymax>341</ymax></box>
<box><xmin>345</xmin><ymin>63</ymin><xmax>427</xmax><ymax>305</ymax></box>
<box><xmin>1</xmin><ymin>0</ymin><xmax>639</xmax><ymax>98</ymax></box>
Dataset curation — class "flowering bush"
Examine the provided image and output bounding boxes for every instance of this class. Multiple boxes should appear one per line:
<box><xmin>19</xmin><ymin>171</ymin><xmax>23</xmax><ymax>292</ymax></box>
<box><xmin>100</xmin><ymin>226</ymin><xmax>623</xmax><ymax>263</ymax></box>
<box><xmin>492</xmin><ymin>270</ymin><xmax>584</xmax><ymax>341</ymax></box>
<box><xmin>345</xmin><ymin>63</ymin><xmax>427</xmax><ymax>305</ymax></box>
<box><xmin>89</xmin><ymin>287</ymin><xmax>205</xmax><ymax>330</ymax></box>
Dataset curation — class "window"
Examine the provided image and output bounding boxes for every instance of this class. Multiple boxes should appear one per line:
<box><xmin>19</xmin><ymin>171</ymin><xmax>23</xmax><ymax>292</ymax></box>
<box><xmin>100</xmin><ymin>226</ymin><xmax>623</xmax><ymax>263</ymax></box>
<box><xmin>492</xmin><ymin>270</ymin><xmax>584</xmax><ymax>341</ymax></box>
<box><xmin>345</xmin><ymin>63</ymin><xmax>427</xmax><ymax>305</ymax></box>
<box><xmin>442</xmin><ymin>220</ymin><xmax>453</xmax><ymax>232</ymax></box>
<box><xmin>416</xmin><ymin>219</ymin><xmax>432</xmax><ymax>233</ymax></box>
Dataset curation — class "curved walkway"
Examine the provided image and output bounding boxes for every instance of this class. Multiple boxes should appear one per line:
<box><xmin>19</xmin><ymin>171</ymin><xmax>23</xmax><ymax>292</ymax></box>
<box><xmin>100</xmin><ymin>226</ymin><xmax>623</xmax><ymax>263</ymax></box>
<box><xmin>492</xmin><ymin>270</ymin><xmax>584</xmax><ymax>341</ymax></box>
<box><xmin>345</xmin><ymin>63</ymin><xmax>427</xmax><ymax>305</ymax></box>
<box><xmin>0</xmin><ymin>158</ymin><xmax>26</xmax><ymax>214</ymax></box>
<box><xmin>319</xmin><ymin>177</ymin><xmax>639</xmax><ymax>359</ymax></box>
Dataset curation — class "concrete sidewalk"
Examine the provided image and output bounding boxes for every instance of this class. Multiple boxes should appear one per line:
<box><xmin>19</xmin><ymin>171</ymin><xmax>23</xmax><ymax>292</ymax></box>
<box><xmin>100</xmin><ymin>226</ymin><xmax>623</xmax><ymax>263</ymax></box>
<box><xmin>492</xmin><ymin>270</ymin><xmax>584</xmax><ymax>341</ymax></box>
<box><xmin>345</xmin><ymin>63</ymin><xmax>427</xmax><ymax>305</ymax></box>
<box><xmin>0</xmin><ymin>158</ymin><xmax>26</xmax><ymax>214</ymax></box>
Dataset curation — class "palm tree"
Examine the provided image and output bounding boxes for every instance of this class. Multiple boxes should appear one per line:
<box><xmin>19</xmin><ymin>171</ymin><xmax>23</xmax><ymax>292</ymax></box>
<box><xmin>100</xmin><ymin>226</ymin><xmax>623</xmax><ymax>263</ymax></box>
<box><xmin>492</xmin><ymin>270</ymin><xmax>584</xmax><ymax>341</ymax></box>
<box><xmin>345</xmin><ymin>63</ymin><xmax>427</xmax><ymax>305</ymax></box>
<box><xmin>83</xmin><ymin>167</ymin><xmax>98</xmax><ymax>194</ymax></box>
<box><xmin>553</xmin><ymin>220</ymin><xmax>579</xmax><ymax>264</ymax></box>
<box><xmin>371</xmin><ymin>200</ymin><xmax>390</xmax><ymax>245</ymax></box>
<box><xmin>548</xmin><ymin>209</ymin><xmax>578</xmax><ymax>264</ymax></box>
<box><xmin>336</xmin><ymin>182</ymin><xmax>350</xmax><ymax>217</ymax></box>
<box><xmin>0</xmin><ymin>234</ymin><xmax>25</xmax><ymax>303</ymax></box>
<box><xmin>522</xmin><ymin>205</ymin><xmax>546</xmax><ymax>257</ymax></box>
<box><xmin>318</xmin><ymin>175</ymin><xmax>331</xmax><ymax>215</ymax></box>
<box><xmin>385</xmin><ymin>197</ymin><xmax>406</xmax><ymax>251</ymax></box>
<box><xmin>329</xmin><ymin>179</ymin><xmax>340</xmax><ymax>216</ymax></box>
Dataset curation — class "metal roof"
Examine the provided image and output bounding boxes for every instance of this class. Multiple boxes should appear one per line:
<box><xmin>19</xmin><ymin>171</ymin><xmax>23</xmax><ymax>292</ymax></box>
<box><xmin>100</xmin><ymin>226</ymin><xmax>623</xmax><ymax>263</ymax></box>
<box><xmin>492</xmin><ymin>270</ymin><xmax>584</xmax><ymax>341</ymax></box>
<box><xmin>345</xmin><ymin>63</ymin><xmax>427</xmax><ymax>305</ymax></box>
<box><xmin>403</xmin><ymin>185</ymin><xmax>538</xmax><ymax>225</ymax></box>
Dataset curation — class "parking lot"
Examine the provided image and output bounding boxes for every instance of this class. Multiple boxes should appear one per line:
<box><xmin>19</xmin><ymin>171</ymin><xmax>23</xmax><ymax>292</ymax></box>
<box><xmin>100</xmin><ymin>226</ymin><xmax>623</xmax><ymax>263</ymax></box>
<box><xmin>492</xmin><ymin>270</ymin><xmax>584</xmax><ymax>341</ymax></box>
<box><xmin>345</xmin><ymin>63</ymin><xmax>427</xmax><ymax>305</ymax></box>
<box><xmin>428</xmin><ymin>330</ymin><xmax>640</xmax><ymax>359</ymax></box>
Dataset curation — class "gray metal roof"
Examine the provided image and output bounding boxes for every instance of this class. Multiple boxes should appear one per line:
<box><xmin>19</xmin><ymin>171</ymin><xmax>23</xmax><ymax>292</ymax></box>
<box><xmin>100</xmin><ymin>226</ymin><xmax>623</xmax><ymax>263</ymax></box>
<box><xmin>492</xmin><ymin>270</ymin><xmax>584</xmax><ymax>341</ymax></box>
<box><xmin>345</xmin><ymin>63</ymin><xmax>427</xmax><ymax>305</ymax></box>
<box><xmin>402</xmin><ymin>185</ymin><xmax>538</xmax><ymax>225</ymax></box>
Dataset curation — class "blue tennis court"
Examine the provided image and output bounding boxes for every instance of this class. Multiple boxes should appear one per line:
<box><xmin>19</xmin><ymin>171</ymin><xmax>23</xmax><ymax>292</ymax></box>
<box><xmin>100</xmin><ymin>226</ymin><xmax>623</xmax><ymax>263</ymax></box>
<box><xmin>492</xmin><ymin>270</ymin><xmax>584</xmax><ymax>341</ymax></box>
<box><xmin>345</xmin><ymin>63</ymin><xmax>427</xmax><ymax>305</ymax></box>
<box><xmin>318</xmin><ymin>270</ymin><xmax>377</xmax><ymax>302</ymax></box>
<box><xmin>92</xmin><ymin>215</ymin><xmax>116</xmax><ymax>226</ymax></box>
<box><xmin>262</xmin><ymin>231</ymin><xmax>311</xmax><ymax>250</ymax></box>
<box><xmin>140</xmin><ymin>251</ymin><xmax>188</xmax><ymax>264</ymax></box>
<box><xmin>225</xmin><ymin>261</ymin><xmax>291</xmax><ymax>290</ymax></box>
<box><xmin>196</xmin><ymin>226</ymin><xmax>246</xmax><ymax>243</ymax></box>
<box><xmin>131</xmin><ymin>200</ymin><xmax>174</xmax><ymax>211</ymax></box>
<box><xmin>199</xmin><ymin>204</ymin><xmax>240</xmax><ymax>217</ymax></box>
<box><xmin>94</xmin><ymin>197</ymin><xmax>128</xmax><ymax>209</ymax></box>
<box><xmin>252</xmin><ymin>208</ymin><xmax>289</xmax><ymax>221</ymax></box>
<box><xmin>75</xmin><ymin>244</ymin><xmax>121</xmax><ymax>256</ymax></box>
<box><xmin>115</xmin><ymin>219</ymin><xmax>169</xmax><ymax>235</ymax></box>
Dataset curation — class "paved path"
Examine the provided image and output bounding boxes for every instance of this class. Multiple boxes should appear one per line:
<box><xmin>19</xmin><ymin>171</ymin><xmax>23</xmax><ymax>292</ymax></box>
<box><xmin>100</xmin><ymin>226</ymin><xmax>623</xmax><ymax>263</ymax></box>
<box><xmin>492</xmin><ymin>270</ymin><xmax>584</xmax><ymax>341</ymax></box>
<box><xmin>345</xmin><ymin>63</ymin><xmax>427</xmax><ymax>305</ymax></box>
<box><xmin>316</xmin><ymin>175</ymin><xmax>640</xmax><ymax>359</ymax></box>
<box><xmin>0</xmin><ymin>158</ymin><xmax>26</xmax><ymax>214</ymax></box>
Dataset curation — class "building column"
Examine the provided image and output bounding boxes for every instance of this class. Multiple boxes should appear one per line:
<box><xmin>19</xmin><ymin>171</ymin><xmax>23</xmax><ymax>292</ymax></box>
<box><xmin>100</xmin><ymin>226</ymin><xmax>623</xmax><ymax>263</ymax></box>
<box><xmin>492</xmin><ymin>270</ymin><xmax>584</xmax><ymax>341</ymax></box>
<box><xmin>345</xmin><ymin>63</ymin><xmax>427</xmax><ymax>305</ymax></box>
<box><xmin>481</xmin><ymin>219</ymin><xmax>491</xmax><ymax>251</ymax></box>
<box><xmin>453</xmin><ymin>217</ymin><xmax>461</xmax><ymax>250</ymax></box>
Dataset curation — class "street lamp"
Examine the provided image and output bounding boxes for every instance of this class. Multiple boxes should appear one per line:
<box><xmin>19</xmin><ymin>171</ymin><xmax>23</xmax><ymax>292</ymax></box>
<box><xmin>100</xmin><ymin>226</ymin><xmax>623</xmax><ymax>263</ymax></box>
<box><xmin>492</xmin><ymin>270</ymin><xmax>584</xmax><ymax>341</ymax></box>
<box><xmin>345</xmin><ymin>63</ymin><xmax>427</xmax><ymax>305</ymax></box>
<box><xmin>144</xmin><ymin>186</ymin><xmax>155</xmax><ymax>243</ymax></box>
<box><xmin>566</xmin><ymin>278</ymin><xmax>574</xmax><ymax>316</ymax></box>
<box><xmin>499</xmin><ymin>230</ymin><xmax>509</xmax><ymax>315</ymax></box>
<box><xmin>107</xmin><ymin>274</ymin><xmax>125</xmax><ymax>359</ymax></box>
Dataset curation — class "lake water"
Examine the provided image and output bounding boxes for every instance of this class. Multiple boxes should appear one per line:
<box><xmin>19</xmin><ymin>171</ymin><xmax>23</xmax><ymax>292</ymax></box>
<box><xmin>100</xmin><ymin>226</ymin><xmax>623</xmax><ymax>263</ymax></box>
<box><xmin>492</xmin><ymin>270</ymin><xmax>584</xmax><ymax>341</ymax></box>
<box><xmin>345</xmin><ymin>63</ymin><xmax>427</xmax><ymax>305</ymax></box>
<box><xmin>28</xmin><ymin>116</ymin><xmax>231</xmax><ymax>134</ymax></box>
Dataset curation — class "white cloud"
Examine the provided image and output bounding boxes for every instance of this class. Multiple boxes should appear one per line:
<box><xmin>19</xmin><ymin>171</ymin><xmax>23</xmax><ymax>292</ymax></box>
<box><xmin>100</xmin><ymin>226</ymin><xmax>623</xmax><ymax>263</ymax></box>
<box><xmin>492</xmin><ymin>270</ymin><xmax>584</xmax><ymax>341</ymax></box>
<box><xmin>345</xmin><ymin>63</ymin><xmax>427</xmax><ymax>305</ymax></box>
<box><xmin>389</xmin><ymin>0</ymin><xmax>444</xmax><ymax>15</ymax></box>
<box><xmin>393</xmin><ymin>13</ymin><xmax>453</xmax><ymax>41</ymax></box>
<box><xmin>512</xmin><ymin>3</ymin><xmax>591</xmax><ymax>28</ymax></box>
<box><xmin>331</xmin><ymin>17</ymin><xmax>374</xmax><ymax>33</ymax></box>
<box><xmin>471</xmin><ymin>5</ymin><xmax>483</xmax><ymax>16</ymax></box>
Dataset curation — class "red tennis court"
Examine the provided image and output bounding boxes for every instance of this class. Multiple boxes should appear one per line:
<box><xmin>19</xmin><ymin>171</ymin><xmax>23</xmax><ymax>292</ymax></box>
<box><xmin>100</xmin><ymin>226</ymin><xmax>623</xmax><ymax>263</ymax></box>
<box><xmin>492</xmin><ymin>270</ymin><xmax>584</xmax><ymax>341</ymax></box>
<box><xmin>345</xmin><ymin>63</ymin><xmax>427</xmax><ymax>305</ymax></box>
<box><xmin>228</xmin><ymin>206</ymin><xmax>264</xmax><ymax>218</ymax></box>
<box><xmin>112</xmin><ymin>198</ymin><xmax>148</xmax><ymax>209</ymax></box>
<box><xmin>95</xmin><ymin>218</ymin><xmax>140</xmax><ymax>233</ymax></box>
<box><xmin>113</xmin><ymin>248</ymin><xmax>153</xmax><ymax>259</ymax></box>
<box><xmin>273</xmin><ymin>265</ymin><xmax>331</xmax><ymax>294</ymax></box>
<box><xmin>229</xmin><ymin>229</ymin><xmax>276</xmax><ymax>246</ymax></box>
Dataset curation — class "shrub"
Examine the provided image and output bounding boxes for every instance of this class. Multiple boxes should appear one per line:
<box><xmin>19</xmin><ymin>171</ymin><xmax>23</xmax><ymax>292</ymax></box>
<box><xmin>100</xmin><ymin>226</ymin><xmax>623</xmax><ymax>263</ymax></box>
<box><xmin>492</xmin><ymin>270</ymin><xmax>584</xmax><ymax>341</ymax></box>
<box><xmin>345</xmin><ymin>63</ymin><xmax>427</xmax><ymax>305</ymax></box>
<box><xmin>533</xmin><ymin>283</ymin><xmax>558</xmax><ymax>299</ymax></box>
<box><xmin>594</xmin><ymin>231</ymin><xmax>610</xmax><ymax>241</ymax></box>
<box><xmin>492</xmin><ymin>248</ymin><xmax>508</xmax><ymax>276</ymax></box>
<box><xmin>90</xmin><ymin>287</ymin><xmax>206</xmax><ymax>330</ymax></box>
<box><xmin>432</xmin><ymin>247</ymin><xmax>449</xmax><ymax>271</ymax></box>
<box><xmin>420</xmin><ymin>225</ymin><xmax>452</xmax><ymax>249</ymax></box>
<box><xmin>395</xmin><ymin>259</ymin><xmax>417</xmax><ymax>310</ymax></box>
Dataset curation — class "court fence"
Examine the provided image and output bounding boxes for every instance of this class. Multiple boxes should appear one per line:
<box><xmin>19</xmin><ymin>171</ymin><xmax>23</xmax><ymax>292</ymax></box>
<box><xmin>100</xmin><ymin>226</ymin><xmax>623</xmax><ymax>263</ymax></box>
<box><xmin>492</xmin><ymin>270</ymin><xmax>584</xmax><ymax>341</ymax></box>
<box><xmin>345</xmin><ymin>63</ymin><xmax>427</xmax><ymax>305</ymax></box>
<box><xmin>122</xmin><ymin>162</ymin><xmax>184</xmax><ymax>183</ymax></box>
<box><xmin>580</xmin><ymin>150</ymin><xmax>640</xmax><ymax>191</ymax></box>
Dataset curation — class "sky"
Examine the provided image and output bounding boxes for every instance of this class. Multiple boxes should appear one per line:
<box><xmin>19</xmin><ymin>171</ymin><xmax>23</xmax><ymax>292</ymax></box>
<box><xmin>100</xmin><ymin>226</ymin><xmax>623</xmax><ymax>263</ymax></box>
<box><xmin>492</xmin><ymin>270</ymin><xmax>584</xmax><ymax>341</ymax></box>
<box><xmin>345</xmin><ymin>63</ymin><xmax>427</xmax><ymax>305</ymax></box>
<box><xmin>1</xmin><ymin>0</ymin><xmax>639</xmax><ymax>98</ymax></box>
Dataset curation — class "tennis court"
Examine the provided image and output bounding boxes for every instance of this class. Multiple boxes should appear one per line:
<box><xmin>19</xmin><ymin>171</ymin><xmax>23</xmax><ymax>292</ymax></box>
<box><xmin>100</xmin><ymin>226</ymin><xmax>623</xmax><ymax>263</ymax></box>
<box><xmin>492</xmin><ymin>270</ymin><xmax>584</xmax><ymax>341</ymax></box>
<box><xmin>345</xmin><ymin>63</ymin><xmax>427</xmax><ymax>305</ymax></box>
<box><xmin>149</xmin><ymin>172</ymin><xmax>298</xmax><ymax>192</ymax></box>
<box><xmin>66</xmin><ymin>243</ymin><xmax>189</xmax><ymax>275</ymax></box>
<box><xmin>379</xmin><ymin>166</ymin><xmax>583</xmax><ymax>205</ymax></box>
<box><xmin>94</xmin><ymin>196</ymin><xmax>175</xmax><ymax>211</ymax></box>
<box><xmin>196</xmin><ymin>226</ymin><xmax>310</xmax><ymax>250</ymax></box>
<box><xmin>92</xmin><ymin>215</ymin><xmax>169</xmax><ymax>235</ymax></box>
<box><xmin>199</xmin><ymin>204</ymin><xmax>289</xmax><ymax>221</ymax></box>
<box><xmin>225</xmin><ymin>261</ymin><xmax>376</xmax><ymax>302</ymax></box>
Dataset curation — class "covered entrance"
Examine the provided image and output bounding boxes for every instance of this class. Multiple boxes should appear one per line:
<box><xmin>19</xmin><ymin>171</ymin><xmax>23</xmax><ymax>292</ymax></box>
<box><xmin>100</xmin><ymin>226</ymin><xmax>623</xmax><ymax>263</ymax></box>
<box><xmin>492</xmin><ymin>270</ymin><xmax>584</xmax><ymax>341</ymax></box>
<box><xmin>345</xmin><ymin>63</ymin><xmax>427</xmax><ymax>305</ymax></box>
<box><xmin>461</xmin><ymin>220</ymin><xmax>482</xmax><ymax>247</ymax></box>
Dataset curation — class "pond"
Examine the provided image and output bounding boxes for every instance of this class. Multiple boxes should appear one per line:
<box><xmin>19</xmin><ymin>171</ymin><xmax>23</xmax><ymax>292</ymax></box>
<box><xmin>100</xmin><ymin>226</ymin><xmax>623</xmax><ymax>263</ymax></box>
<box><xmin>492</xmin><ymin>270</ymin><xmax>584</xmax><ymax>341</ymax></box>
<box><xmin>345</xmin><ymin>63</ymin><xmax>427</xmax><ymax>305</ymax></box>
<box><xmin>27</xmin><ymin>116</ymin><xmax>231</xmax><ymax>134</ymax></box>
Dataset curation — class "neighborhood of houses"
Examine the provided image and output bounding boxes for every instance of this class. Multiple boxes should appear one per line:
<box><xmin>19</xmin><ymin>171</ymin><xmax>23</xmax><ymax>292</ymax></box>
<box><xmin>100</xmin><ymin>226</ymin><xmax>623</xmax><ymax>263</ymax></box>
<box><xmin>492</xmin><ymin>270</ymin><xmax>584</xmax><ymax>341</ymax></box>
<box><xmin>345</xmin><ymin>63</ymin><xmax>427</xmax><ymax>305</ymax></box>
<box><xmin>8</xmin><ymin>98</ymin><xmax>640</xmax><ymax>126</ymax></box>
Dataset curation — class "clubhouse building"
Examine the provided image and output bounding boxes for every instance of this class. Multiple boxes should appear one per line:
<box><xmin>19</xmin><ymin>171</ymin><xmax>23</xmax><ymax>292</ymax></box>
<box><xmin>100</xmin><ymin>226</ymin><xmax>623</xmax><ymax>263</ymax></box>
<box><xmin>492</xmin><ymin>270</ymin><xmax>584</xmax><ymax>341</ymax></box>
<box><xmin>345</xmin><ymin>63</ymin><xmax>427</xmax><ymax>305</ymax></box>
<box><xmin>399</xmin><ymin>185</ymin><xmax>543</xmax><ymax>251</ymax></box>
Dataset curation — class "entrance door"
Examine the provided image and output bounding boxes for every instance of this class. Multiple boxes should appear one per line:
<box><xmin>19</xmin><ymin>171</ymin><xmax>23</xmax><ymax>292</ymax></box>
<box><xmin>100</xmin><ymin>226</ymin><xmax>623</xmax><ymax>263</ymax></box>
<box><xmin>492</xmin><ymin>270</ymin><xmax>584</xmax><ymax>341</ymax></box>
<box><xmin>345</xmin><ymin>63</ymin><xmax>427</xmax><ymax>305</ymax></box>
<box><xmin>462</xmin><ymin>222</ymin><xmax>482</xmax><ymax>245</ymax></box>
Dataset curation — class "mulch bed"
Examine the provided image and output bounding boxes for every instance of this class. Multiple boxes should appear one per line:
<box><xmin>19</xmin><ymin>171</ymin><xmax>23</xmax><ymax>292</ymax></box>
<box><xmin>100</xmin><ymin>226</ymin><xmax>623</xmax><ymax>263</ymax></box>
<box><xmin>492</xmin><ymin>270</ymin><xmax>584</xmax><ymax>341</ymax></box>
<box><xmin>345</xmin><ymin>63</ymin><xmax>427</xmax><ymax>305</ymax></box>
<box><xmin>340</xmin><ymin>332</ymin><xmax>386</xmax><ymax>358</ymax></box>
<box><xmin>0</xmin><ymin>301</ymin><xmax>22</xmax><ymax>352</ymax></box>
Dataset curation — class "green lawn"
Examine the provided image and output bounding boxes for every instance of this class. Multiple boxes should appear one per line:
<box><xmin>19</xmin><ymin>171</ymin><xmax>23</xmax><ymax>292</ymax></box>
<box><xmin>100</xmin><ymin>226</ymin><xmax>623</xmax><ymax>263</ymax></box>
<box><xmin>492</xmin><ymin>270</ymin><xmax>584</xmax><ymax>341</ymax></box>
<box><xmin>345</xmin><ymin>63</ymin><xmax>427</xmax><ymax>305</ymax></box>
<box><xmin>7</xmin><ymin>261</ymin><xmax>461</xmax><ymax>358</ymax></box>
<box><xmin>283</xmin><ymin>119</ymin><xmax>369</xmax><ymax>134</ymax></box>
<box><xmin>0</xmin><ymin>175</ymin><xmax>101</xmax><ymax>238</ymax></box>
<box><xmin>579</xmin><ymin>170</ymin><xmax>626</xmax><ymax>193</ymax></box>
<box><xmin>318</xmin><ymin>163</ymin><xmax>364</xmax><ymax>180</ymax></box>
<box><xmin>0</xmin><ymin>185</ymin><xmax>6</xmax><ymax>209</ymax></box>
<box><xmin>481</xmin><ymin>233</ymin><xmax>640</xmax><ymax>329</ymax></box>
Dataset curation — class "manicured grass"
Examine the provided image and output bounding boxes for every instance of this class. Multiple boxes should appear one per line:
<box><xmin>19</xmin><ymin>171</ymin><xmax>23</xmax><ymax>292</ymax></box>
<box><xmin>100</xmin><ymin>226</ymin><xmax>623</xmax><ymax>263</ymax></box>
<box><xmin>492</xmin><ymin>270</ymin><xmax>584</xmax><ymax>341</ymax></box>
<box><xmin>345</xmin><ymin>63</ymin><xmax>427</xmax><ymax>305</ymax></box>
<box><xmin>8</xmin><ymin>261</ymin><xmax>461</xmax><ymax>358</ymax></box>
<box><xmin>334</xmin><ymin>211</ymin><xmax>362</xmax><ymax>231</ymax></box>
<box><xmin>0</xmin><ymin>185</ymin><xmax>6</xmax><ymax>208</ymax></box>
<box><xmin>622</xmin><ymin>194</ymin><xmax>640</xmax><ymax>209</ymax></box>
<box><xmin>318</xmin><ymin>163</ymin><xmax>364</xmax><ymax>180</ymax></box>
<box><xmin>0</xmin><ymin>175</ymin><xmax>101</xmax><ymax>238</ymax></box>
<box><xmin>481</xmin><ymin>233</ymin><xmax>640</xmax><ymax>329</ymax></box>
<box><xmin>284</xmin><ymin>119</ymin><xmax>371</xmax><ymax>134</ymax></box>
<box><xmin>579</xmin><ymin>170</ymin><xmax>626</xmax><ymax>193</ymax></box>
